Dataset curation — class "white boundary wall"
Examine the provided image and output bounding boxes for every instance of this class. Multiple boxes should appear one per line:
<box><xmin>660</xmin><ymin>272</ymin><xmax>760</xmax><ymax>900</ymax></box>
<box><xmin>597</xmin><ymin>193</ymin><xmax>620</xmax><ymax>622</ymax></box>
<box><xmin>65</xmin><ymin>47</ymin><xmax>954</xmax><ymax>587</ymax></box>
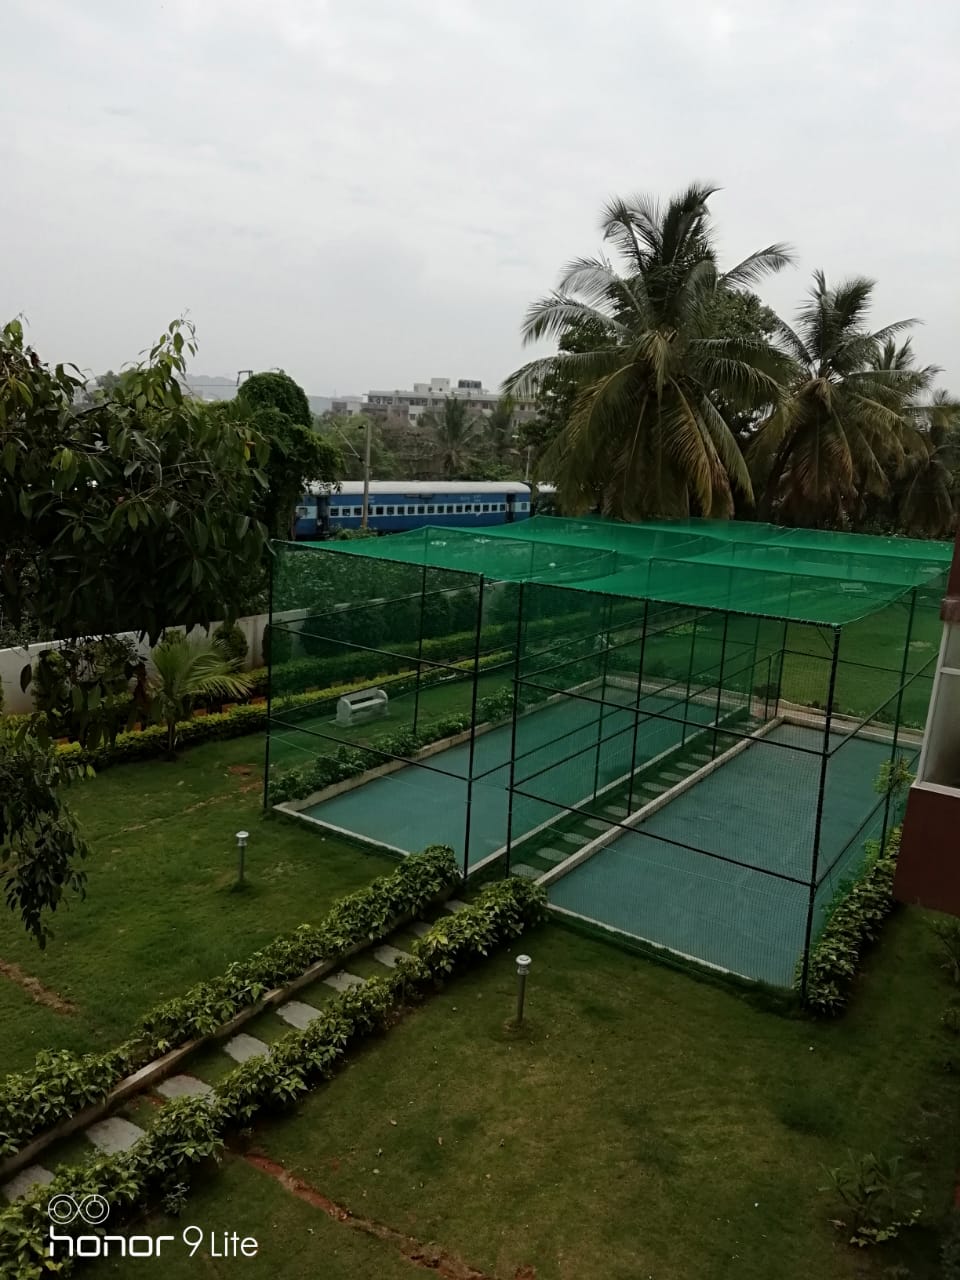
<box><xmin>0</xmin><ymin>613</ymin><xmax>272</xmax><ymax>715</ymax></box>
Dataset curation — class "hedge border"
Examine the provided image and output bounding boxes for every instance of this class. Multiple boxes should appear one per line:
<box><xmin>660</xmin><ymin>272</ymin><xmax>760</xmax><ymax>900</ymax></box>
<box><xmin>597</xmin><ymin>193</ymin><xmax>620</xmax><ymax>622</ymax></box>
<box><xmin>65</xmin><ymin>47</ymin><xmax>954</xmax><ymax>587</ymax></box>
<box><xmin>799</xmin><ymin>826</ymin><xmax>902</xmax><ymax>1015</ymax></box>
<box><xmin>0</xmin><ymin>847</ymin><xmax>461</xmax><ymax>1163</ymax></box>
<box><xmin>1</xmin><ymin>877</ymin><xmax>547</xmax><ymax>1279</ymax></box>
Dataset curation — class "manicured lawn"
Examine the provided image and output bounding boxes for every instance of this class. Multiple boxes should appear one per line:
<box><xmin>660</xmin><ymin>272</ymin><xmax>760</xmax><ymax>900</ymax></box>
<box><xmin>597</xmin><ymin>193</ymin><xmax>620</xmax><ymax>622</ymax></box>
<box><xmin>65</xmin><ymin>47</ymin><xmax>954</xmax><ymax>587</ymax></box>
<box><xmin>107</xmin><ymin>907</ymin><xmax>958</xmax><ymax>1280</ymax></box>
<box><xmin>0</xmin><ymin>733</ymin><xmax>392</xmax><ymax>1075</ymax></box>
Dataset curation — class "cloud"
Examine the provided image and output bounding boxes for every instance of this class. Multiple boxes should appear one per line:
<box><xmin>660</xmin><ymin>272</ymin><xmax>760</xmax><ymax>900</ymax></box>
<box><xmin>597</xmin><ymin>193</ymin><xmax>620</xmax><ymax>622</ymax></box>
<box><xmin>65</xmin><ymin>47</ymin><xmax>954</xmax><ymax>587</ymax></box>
<box><xmin>2</xmin><ymin>0</ymin><xmax>958</xmax><ymax>391</ymax></box>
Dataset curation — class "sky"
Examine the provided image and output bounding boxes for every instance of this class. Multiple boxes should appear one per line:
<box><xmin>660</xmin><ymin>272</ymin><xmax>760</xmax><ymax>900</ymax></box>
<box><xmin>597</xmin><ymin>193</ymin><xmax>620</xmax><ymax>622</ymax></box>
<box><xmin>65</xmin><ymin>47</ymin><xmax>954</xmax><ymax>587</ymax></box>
<box><xmin>2</xmin><ymin>0</ymin><xmax>958</xmax><ymax>395</ymax></box>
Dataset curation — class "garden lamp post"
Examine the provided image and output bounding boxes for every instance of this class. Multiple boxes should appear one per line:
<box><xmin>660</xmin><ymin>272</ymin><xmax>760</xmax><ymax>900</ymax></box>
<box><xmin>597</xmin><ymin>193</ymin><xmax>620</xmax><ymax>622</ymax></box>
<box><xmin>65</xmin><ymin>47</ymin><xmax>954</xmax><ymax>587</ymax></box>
<box><xmin>236</xmin><ymin>830</ymin><xmax>249</xmax><ymax>887</ymax></box>
<box><xmin>515</xmin><ymin>954</ymin><xmax>532</xmax><ymax>1024</ymax></box>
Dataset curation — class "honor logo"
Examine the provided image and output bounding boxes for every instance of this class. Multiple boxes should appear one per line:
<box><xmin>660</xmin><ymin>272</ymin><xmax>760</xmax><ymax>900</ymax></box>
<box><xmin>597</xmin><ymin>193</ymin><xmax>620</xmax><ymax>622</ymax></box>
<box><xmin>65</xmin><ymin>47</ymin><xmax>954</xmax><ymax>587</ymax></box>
<box><xmin>46</xmin><ymin>1195</ymin><xmax>259</xmax><ymax>1259</ymax></box>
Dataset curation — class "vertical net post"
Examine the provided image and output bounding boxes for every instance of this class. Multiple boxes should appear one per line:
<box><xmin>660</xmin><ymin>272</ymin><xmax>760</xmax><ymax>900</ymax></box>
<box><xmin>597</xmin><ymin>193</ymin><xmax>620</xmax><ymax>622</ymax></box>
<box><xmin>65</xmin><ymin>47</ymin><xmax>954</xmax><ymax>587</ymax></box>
<box><xmin>461</xmin><ymin>577</ymin><xmax>486</xmax><ymax>877</ymax></box>
<box><xmin>880</xmin><ymin>587</ymin><xmax>918</xmax><ymax>854</ymax></box>
<box><xmin>799</xmin><ymin>625</ymin><xmax>842</xmax><ymax>999</ymax></box>
<box><xmin>711</xmin><ymin>611</ymin><xmax>730</xmax><ymax>759</ymax></box>
<box><xmin>261</xmin><ymin>544</ymin><xmax>276</xmax><ymax>812</ymax></box>
<box><xmin>411</xmin><ymin>561</ymin><xmax>428</xmax><ymax>734</ymax></box>
<box><xmin>592</xmin><ymin>597</ymin><xmax>614</xmax><ymax>801</ymax></box>
<box><xmin>626</xmin><ymin>600</ymin><xmax>650</xmax><ymax>815</ymax></box>
<box><xmin>681</xmin><ymin>614</ymin><xmax>698</xmax><ymax>748</ymax></box>
<box><xmin>774</xmin><ymin>618</ymin><xmax>789</xmax><ymax>715</ymax></box>
<box><xmin>504</xmin><ymin>581</ymin><xmax>526</xmax><ymax>877</ymax></box>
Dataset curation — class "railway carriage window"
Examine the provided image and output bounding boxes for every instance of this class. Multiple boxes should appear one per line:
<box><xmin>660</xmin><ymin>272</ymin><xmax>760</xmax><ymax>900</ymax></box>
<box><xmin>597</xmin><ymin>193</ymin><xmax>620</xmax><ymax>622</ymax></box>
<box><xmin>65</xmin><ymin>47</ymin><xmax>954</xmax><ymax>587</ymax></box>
<box><xmin>417</xmin><ymin>505</ymin><xmax>425</xmax><ymax>514</ymax></box>
<box><xmin>330</xmin><ymin>507</ymin><xmax>340</xmax><ymax>516</ymax></box>
<box><xmin>375</xmin><ymin>506</ymin><xmax>384</xmax><ymax>516</ymax></box>
<box><xmin>498</xmin><ymin>503</ymin><xmax>506</xmax><ymax>511</ymax></box>
<box><xmin>427</xmin><ymin>504</ymin><xmax>435</xmax><ymax>514</ymax></box>
<box><xmin>455</xmin><ymin>504</ymin><xmax>463</xmax><ymax>513</ymax></box>
<box><xmin>446</xmin><ymin>504</ymin><xmax>455</xmax><ymax>513</ymax></box>
<box><xmin>385</xmin><ymin>506</ymin><xmax>395</xmax><ymax>515</ymax></box>
<box><xmin>482</xmin><ymin>503</ymin><xmax>490</xmax><ymax>512</ymax></box>
<box><xmin>463</xmin><ymin>503</ymin><xmax>473</xmax><ymax>511</ymax></box>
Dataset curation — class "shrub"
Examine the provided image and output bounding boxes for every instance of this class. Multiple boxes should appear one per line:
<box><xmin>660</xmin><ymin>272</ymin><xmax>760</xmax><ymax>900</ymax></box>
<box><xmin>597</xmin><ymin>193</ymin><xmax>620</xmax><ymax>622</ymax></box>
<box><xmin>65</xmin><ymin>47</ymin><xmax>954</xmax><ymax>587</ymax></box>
<box><xmin>942</xmin><ymin>1208</ymin><xmax>960</xmax><ymax>1279</ymax></box>
<box><xmin>800</xmin><ymin>827</ymin><xmax>901</xmax><ymax>1015</ymax></box>
<box><xmin>212</xmin><ymin>621</ymin><xmax>249</xmax><ymax>665</ymax></box>
<box><xmin>932</xmin><ymin>918</ymin><xmax>960</xmax><ymax>986</ymax></box>
<box><xmin>262</xmin><ymin>623</ymin><xmax>293</xmax><ymax>664</ymax></box>
<box><xmin>821</xmin><ymin>1152</ymin><xmax>923</xmax><ymax>1247</ymax></box>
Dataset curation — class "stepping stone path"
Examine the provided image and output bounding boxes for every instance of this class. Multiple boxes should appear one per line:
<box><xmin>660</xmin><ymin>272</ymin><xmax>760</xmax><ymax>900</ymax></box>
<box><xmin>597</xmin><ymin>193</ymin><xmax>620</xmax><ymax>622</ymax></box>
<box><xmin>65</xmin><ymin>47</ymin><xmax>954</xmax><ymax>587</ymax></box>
<box><xmin>511</xmin><ymin>863</ymin><xmax>540</xmax><ymax>879</ymax></box>
<box><xmin>2</xmin><ymin>1164</ymin><xmax>54</xmax><ymax>1204</ymax></box>
<box><xmin>409</xmin><ymin>920</ymin><xmax>432</xmax><ymax>937</ymax></box>
<box><xmin>534</xmin><ymin>847</ymin><xmax>568</xmax><ymax>865</ymax></box>
<box><xmin>584</xmin><ymin>817</ymin><xmax>609</xmax><ymax>832</ymax></box>
<box><xmin>86</xmin><ymin>1117</ymin><xmax>145</xmax><ymax>1154</ymax></box>
<box><xmin>276</xmin><ymin>1000</ymin><xmax>323</xmax><ymax>1030</ymax></box>
<box><xmin>604</xmin><ymin>804</ymin><xmax>628</xmax><ymax>818</ymax></box>
<box><xmin>156</xmin><ymin>1074</ymin><xmax>213</xmax><ymax>1100</ymax></box>
<box><xmin>373</xmin><ymin>944</ymin><xmax>410</xmax><ymax>968</ymax></box>
<box><xmin>323</xmin><ymin>970</ymin><xmax>364</xmax><ymax>993</ymax></box>
<box><xmin>560</xmin><ymin>832</ymin><xmax>586</xmax><ymax>846</ymax></box>
<box><xmin>224</xmin><ymin>1033</ymin><xmax>270</xmax><ymax>1063</ymax></box>
<box><xmin>443</xmin><ymin>898</ymin><xmax>468</xmax><ymax>913</ymax></box>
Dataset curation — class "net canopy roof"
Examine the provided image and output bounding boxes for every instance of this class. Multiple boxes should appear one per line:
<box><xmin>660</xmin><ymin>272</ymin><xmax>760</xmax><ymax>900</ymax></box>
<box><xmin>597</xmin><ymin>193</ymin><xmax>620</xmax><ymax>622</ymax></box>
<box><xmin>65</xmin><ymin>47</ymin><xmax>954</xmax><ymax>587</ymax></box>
<box><xmin>297</xmin><ymin>517</ymin><xmax>952</xmax><ymax>626</ymax></box>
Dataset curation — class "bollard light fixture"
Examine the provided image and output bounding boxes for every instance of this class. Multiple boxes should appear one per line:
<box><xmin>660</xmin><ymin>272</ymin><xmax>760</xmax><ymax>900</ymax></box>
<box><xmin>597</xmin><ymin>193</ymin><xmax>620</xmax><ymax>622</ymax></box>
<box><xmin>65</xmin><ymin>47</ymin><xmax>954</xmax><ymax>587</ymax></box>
<box><xmin>235</xmin><ymin>830</ymin><xmax>249</xmax><ymax>886</ymax></box>
<box><xmin>515</xmin><ymin>953</ymin><xmax>532</xmax><ymax>1024</ymax></box>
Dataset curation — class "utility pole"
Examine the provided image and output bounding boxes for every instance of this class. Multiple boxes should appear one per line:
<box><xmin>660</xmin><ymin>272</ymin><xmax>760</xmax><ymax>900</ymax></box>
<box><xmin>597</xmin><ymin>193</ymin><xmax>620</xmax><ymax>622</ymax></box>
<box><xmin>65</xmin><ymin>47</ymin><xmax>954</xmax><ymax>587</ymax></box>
<box><xmin>361</xmin><ymin>417</ymin><xmax>372</xmax><ymax>528</ymax></box>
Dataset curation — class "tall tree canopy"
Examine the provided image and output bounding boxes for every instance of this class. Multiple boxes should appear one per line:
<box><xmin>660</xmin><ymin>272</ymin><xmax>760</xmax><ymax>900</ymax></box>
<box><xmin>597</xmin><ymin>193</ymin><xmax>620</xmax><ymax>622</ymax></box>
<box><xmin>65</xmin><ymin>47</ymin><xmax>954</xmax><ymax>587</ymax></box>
<box><xmin>421</xmin><ymin>397</ymin><xmax>480</xmax><ymax>478</ymax></box>
<box><xmin>505</xmin><ymin>184</ymin><xmax>793</xmax><ymax>518</ymax></box>
<box><xmin>236</xmin><ymin>369</ymin><xmax>312</xmax><ymax>428</ymax></box>
<box><xmin>748</xmin><ymin>273</ymin><xmax>922</xmax><ymax>526</ymax></box>
<box><xmin>1</xmin><ymin>318</ymin><xmax>270</xmax><ymax>641</ymax></box>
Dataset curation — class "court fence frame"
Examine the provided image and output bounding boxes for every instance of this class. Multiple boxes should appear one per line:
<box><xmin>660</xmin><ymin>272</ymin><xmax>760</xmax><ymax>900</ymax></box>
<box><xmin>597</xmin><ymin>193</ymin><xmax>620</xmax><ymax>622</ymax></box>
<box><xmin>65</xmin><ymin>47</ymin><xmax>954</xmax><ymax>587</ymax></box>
<box><xmin>263</xmin><ymin>519</ymin><xmax>949</xmax><ymax>993</ymax></box>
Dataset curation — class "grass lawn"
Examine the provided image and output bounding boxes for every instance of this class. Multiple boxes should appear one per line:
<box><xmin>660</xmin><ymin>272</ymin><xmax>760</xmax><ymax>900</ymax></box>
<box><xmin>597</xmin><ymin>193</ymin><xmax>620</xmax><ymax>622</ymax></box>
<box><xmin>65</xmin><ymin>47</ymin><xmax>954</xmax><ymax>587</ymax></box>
<box><xmin>0</xmin><ymin>733</ymin><xmax>393</xmax><ymax>1076</ymax></box>
<box><xmin>98</xmin><ymin>907</ymin><xmax>959</xmax><ymax>1280</ymax></box>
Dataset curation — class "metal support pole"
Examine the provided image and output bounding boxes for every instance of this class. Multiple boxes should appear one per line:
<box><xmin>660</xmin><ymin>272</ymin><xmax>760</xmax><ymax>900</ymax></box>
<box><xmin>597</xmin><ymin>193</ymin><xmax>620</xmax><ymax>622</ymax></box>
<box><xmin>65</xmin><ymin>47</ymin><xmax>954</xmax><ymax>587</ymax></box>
<box><xmin>592</xmin><ymin>598</ymin><xmax>613</xmax><ymax>802</ymax></box>
<box><xmin>261</xmin><ymin>546</ymin><xmax>275</xmax><ymax>812</ymax></box>
<box><xmin>504</xmin><ymin>582</ymin><xmax>526</xmax><ymax>875</ymax></box>
<box><xmin>799</xmin><ymin>627</ymin><xmax>841</xmax><ymax>1000</ymax></box>
<box><xmin>360</xmin><ymin>419</ymin><xmax>372</xmax><ymax>528</ymax></box>
<box><xmin>462</xmin><ymin>578</ymin><xmax>486</xmax><ymax>877</ymax></box>
<box><xmin>626</xmin><ymin>601</ymin><xmax>650</xmax><ymax>815</ymax></box>
<box><xmin>681</xmin><ymin>615</ymin><xmax>698</xmax><ymax>748</ymax></box>
<box><xmin>711</xmin><ymin>612</ymin><xmax>730</xmax><ymax>760</ymax></box>
<box><xmin>774</xmin><ymin>618</ymin><xmax>789</xmax><ymax>716</ymax></box>
<box><xmin>412</xmin><ymin>563</ymin><xmax>428</xmax><ymax>734</ymax></box>
<box><xmin>880</xmin><ymin>589</ymin><xmax>918</xmax><ymax>855</ymax></box>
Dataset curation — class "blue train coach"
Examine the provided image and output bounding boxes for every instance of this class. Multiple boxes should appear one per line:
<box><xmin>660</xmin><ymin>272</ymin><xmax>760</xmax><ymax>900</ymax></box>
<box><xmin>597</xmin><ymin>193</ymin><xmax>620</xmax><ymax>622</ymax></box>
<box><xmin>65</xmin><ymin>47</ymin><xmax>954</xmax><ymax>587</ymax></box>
<box><xmin>294</xmin><ymin>480</ymin><xmax>533</xmax><ymax>539</ymax></box>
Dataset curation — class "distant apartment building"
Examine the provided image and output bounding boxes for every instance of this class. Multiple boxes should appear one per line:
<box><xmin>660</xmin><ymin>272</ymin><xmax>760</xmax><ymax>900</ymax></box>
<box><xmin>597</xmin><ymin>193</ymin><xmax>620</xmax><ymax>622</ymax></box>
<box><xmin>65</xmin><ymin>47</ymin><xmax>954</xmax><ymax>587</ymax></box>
<box><xmin>362</xmin><ymin>377</ymin><xmax>537</xmax><ymax>424</ymax></box>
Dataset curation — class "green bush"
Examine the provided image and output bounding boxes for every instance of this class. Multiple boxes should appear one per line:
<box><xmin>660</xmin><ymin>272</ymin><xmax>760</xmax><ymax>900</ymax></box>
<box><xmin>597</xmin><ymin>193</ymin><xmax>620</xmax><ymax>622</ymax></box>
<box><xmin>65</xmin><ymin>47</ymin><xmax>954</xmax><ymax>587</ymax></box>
<box><xmin>261</xmin><ymin>623</ymin><xmax>293</xmax><ymax>664</ymax></box>
<box><xmin>1</xmin><ymin>875</ymin><xmax>546</xmax><ymax>1275</ymax></box>
<box><xmin>800</xmin><ymin>828</ymin><xmax>901</xmax><ymax>1015</ymax></box>
<box><xmin>821</xmin><ymin>1151</ymin><xmax>923</xmax><ymax>1247</ymax></box>
<box><xmin>0</xmin><ymin>847</ymin><xmax>460</xmax><ymax>1159</ymax></box>
<box><xmin>932</xmin><ymin>918</ymin><xmax>960</xmax><ymax>986</ymax></box>
<box><xmin>212</xmin><ymin>621</ymin><xmax>249</xmax><ymax>665</ymax></box>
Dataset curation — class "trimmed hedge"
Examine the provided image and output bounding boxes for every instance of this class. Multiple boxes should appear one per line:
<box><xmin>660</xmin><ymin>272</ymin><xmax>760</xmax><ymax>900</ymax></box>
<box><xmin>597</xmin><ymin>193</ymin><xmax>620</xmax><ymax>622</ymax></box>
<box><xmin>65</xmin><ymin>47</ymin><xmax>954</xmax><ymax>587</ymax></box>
<box><xmin>0</xmin><ymin>847</ymin><xmax>460</xmax><ymax>1160</ymax></box>
<box><xmin>2</xmin><ymin>876</ymin><xmax>546</xmax><ymax>1278</ymax></box>
<box><xmin>800</xmin><ymin>826</ymin><xmax>902</xmax><ymax>1015</ymax></box>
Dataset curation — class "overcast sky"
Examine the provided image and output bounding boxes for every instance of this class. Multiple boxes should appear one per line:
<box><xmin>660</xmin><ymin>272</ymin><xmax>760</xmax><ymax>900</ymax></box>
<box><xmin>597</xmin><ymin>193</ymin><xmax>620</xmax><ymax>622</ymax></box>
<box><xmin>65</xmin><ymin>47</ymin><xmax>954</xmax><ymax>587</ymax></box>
<box><xmin>3</xmin><ymin>0</ymin><xmax>958</xmax><ymax>395</ymax></box>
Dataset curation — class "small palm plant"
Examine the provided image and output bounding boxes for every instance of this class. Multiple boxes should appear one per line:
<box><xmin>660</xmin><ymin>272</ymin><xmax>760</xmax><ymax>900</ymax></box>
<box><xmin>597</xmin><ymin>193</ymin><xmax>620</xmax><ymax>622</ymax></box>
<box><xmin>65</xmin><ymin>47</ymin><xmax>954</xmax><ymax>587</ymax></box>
<box><xmin>150</xmin><ymin>633</ymin><xmax>253</xmax><ymax>757</ymax></box>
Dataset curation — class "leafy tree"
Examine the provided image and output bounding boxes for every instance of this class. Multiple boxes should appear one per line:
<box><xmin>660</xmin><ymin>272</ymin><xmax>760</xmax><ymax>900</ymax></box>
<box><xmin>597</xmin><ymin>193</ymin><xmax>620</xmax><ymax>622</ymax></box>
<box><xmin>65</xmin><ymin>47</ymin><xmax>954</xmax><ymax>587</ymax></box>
<box><xmin>749</xmin><ymin>274</ymin><xmax>921</xmax><ymax>526</ymax></box>
<box><xmin>421</xmin><ymin>396</ymin><xmax>480</xmax><ymax>478</ymax></box>
<box><xmin>316</xmin><ymin>413</ymin><xmax>403</xmax><ymax>481</ymax></box>
<box><xmin>0</xmin><ymin>318</ymin><xmax>267</xmax><ymax>943</ymax></box>
<box><xmin>0</xmin><ymin>727</ymin><xmax>90</xmax><ymax>948</ymax></box>
<box><xmin>1</xmin><ymin>318</ymin><xmax>270</xmax><ymax>642</ymax></box>
<box><xmin>236</xmin><ymin>369</ymin><xmax>312</xmax><ymax>428</ymax></box>
<box><xmin>149</xmin><ymin>633</ymin><xmax>252</xmax><ymax>757</ymax></box>
<box><xmin>30</xmin><ymin>636</ymin><xmax>146</xmax><ymax>745</ymax></box>
<box><xmin>505</xmin><ymin>184</ymin><xmax>793</xmax><ymax>518</ymax></box>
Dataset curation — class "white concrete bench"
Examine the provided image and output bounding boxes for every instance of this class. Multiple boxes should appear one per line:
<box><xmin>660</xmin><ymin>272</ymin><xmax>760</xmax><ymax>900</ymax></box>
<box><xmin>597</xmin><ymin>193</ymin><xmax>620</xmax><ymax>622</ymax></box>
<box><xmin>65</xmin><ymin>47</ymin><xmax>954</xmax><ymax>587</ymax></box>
<box><xmin>336</xmin><ymin>687</ymin><xmax>389</xmax><ymax>726</ymax></box>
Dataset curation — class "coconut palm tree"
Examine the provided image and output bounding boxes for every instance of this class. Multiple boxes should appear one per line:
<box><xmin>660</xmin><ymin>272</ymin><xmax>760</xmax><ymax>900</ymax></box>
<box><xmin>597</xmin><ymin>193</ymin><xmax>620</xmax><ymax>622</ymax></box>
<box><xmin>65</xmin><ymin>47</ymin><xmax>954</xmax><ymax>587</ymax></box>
<box><xmin>749</xmin><ymin>274</ymin><xmax>920</xmax><ymax>526</ymax></box>
<box><xmin>150</xmin><ymin>633</ymin><xmax>252</xmax><ymax>756</ymax></box>
<box><xmin>421</xmin><ymin>396</ymin><xmax>480</xmax><ymax>478</ymax></box>
<box><xmin>868</xmin><ymin>342</ymin><xmax>960</xmax><ymax>536</ymax></box>
<box><xmin>484</xmin><ymin>394</ymin><xmax>516</xmax><ymax>462</ymax></box>
<box><xmin>503</xmin><ymin>183</ymin><xmax>794</xmax><ymax>518</ymax></box>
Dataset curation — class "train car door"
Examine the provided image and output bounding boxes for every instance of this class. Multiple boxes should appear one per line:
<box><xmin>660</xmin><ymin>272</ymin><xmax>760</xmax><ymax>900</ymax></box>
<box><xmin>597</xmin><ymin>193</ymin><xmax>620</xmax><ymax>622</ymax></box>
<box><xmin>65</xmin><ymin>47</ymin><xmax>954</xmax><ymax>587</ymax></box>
<box><xmin>505</xmin><ymin>492</ymin><xmax>517</xmax><ymax>523</ymax></box>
